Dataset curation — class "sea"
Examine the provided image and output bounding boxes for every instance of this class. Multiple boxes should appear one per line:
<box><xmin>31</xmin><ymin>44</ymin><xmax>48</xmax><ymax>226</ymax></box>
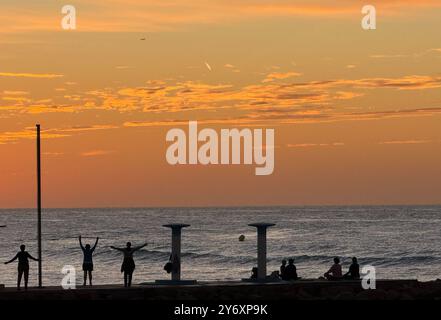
<box><xmin>0</xmin><ymin>206</ymin><xmax>440</xmax><ymax>287</ymax></box>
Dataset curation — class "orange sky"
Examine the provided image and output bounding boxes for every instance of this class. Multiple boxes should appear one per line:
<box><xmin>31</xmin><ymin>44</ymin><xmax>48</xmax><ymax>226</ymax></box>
<box><xmin>1</xmin><ymin>1</ymin><xmax>441</xmax><ymax>208</ymax></box>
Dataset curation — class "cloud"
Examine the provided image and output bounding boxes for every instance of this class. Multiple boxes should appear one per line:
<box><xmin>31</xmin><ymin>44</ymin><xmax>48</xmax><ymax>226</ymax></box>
<box><xmin>3</xmin><ymin>0</ymin><xmax>441</xmax><ymax>34</ymax></box>
<box><xmin>0</xmin><ymin>72</ymin><xmax>63</xmax><ymax>79</ymax></box>
<box><xmin>2</xmin><ymin>91</ymin><xmax>29</xmax><ymax>95</ymax></box>
<box><xmin>0</xmin><ymin>128</ymin><xmax>69</xmax><ymax>145</ymax></box>
<box><xmin>0</xmin><ymin>125</ymin><xmax>118</xmax><ymax>145</ymax></box>
<box><xmin>378</xmin><ymin>139</ymin><xmax>432</xmax><ymax>145</ymax></box>
<box><xmin>81</xmin><ymin>150</ymin><xmax>115</xmax><ymax>157</ymax></box>
<box><xmin>57</xmin><ymin>125</ymin><xmax>119</xmax><ymax>132</ymax></box>
<box><xmin>43</xmin><ymin>152</ymin><xmax>64</xmax><ymax>156</ymax></box>
<box><xmin>287</xmin><ymin>142</ymin><xmax>345</xmax><ymax>148</ymax></box>
<box><xmin>262</xmin><ymin>72</ymin><xmax>302</xmax><ymax>83</ymax></box>
<box><xmin>369</xmin><ymin>54</ymin><xmax>408</xmax><ymax>59</ymax></box>
<box><xmin>283</xmin><ymin>75</ymin><xmax>441</xmax><ymax>91</ymax></box>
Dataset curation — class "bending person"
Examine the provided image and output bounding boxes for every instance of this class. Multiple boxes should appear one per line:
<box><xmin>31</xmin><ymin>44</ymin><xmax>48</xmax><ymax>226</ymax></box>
<box><xmin>4</xmin><ymin>244</ymin><xmax>39</xmax><ymax>290</ymax></box>
<box><xmin>79</xmin><ymin>235</ymin><xmax>99</xmax><ymax>286</ymax></box>
<box><xmin>111</xmin><ymin>242</ymin><xmax>147</xmax><ymax>287</ymax></box>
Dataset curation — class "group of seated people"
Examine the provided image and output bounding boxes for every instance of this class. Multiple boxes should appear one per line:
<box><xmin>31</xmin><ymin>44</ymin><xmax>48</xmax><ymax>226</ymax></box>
<box><xmin>322</xmin><ymin>257</ymin><xmax>360</xmax><ymax>280</ymax></box>
<box><xmin>250</xmin><ymin>256</ymin><xmax>360</xmax><ymax>281</ymax></box>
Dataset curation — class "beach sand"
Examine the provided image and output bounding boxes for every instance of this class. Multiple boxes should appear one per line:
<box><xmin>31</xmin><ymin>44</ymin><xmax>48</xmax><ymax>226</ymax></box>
<box><xmin>1</xmin><ymin>279</ymin><xmax>441</xmax><ymax>300</ymax></box>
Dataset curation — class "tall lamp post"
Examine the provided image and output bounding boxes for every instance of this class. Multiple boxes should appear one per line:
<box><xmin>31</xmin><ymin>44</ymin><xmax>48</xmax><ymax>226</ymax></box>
<box><xmin>36</xmin><ymin>124</ymin><xmax>42</xmax><ymax>288</ymax></box>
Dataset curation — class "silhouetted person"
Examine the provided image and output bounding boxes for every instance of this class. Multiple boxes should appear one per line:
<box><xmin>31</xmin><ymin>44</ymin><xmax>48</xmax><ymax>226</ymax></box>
<box><xmin>324</xmin><ymin>257</ymin><xmax>343</xmax><ymax>280</ymax></box>
<box><xmin>284</xmin><ymin>258</ymin><xmax>298</xmax><ymax>280</ymax></box>
<box><xmin>280</xmin><ymin>259</ymin><xmax>287</xmax><ymax>280</ymax></box>
<box><xmin>343</xmin><ymin>257</ymin><xmax>360</xmax><ymax>280</ymax></box>
<box><xmin>4</xmin><ymin>245</ymin><xmax>39</xmax><ymax>290</ymax></box>
<box><xmin>111</xmin><ymin>242</ymin><xmax>147</xmax><ymax>287</ymax></box>
<box><xmin>79</xmin><ymin>236</ymin><xmax>99</xmax><ymax>286</ymax></box>
<box><xmin>250</xmin><ymin>267</ymin><xmax>258</xmax><ymax>279</ymax></box>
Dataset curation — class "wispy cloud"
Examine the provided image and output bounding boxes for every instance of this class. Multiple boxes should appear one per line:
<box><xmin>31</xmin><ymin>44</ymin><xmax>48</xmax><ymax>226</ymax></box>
<box><xmin>0</xmin><ymin>129</ymin><xmax>69</xmax><ymax>145</ymax></box>
<box><xmin>262</xmin><ymin>72</ymin><xmax>301</xmax><ymax>83</ymax></box>
<box><xmin>0</xmin><ymin>72</ymin><xmax>63</xmax><ymax>79</ymax></box>
<box><xmin>2</xmin><ymin>0</ymin><xmax>441</xmax><ymax>34</ymax></box>
<box><xmin>379</xmin><ymin>139</ymin><xmax>432</xmax><ymax>145</ymax></box>
<box><xmin>2</xmin><ymin>90</ymin><xmax>29</xmax><ymax>95</ymax></box>
<box><xmin>287</xmin><ymin>142</ymin><xmax>345</xmax><ymax>148</ymax></box>
<box><xmin>81</xmin><ymin>150</ymin><xmax>115</xmax><ymax>157</ymax></box>
<box><xmin>0</xmin><ymin>125</ymin><xmax>118</xmax><ymax>145</ymax></box>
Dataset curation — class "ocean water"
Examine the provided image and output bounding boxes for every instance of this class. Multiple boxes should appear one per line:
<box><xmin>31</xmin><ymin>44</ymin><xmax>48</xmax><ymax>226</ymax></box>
<box><xmin>0</xmin><ymin>206</ymin><xmax>440</xmax><ymax>287</ymax></box>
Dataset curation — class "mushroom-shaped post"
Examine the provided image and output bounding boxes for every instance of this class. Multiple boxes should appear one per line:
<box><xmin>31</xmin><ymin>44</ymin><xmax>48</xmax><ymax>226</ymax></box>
<box><xmin>248</xmin><ymin>223</ymin><xmax>275</xmax><ymax>280</ymax></box>
<box><xmin>163</xmin><ymin>223</ymin><xmax>190</xmax><ymax>281</ymax></box>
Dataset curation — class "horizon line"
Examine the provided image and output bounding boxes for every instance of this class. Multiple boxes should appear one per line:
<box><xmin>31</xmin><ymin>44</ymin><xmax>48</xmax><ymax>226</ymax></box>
<box><xmin>1</xmin><ymin>203</ymin><xmax>440</xmax><ymax>211</ymax></box>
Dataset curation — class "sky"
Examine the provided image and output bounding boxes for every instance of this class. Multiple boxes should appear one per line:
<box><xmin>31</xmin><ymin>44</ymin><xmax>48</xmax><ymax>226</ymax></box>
<box><xmin>0</xmin><ymin>0</ymin><xmax>441</xmax><ymax>208</ymax></box>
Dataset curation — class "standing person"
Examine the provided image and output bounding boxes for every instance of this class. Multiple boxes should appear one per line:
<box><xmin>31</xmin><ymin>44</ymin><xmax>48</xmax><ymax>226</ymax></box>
<box><xmin>280</xmin><ymin>259</ymin><xmax>287</xmax><ymax>280</ymax></box>
<box><xmin>79</xmin><ymin>236</ymin><xmax>99</xmax><ymax>286</ymax></box>
<box><xmin>111</xmin><ymin>242</ymin><xmax>147</xmax><ymax>287</ymax></box>
<box><xmin>324</xmin><ymin>257</ymin><xmax>343</xmax><ymax>280</ymax></box>
<box><xmin>4</xmin><ymin>245</ymin><xmax>39</xmax><ymax>290</ymax></box>
<box><xmin>343</xmin><ymin>257</ymin><xmax>360</xmax><ymax>280</ymax></box>
<box><xmin>284</xmin><ymin>258</ymin><xmax>299</xmax><ymax>280</ymax></box>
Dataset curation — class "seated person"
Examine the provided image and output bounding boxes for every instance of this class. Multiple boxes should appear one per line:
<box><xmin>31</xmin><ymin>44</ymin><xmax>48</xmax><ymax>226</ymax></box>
<box><xmin>343</xmin><ymin>257</ymin><xmax>360</xmax><ymax>280</ymax></box>
<box><xmin>269</xmin><ymin>270</ymin><xmax>280</xmax><ymax>280</ymax></box>
<box><xmin>250</xmin><ymin>267</ymin><xmax>258</xmax><ymax>279</ymax></box>
<box><xmin>284</xmin><ymin>258</ymin><xmax>298</xmax><ymax>280</ymax></box>
<box><xmin>324</xmin><ymin>257</ymin><xmax>343</xmax><ymax>280</ymax></box>
<box><xmin>280</xmin><ymin>259</ymin><xmax>287</xmax><ymax>280</ymax></box>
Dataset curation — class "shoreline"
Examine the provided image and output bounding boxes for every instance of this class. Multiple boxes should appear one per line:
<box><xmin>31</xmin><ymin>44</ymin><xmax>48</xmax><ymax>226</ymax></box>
<box><xmin>1</xmin><ymin>279</ymin><xmax>441</xmax><ymax>300</ymax></box>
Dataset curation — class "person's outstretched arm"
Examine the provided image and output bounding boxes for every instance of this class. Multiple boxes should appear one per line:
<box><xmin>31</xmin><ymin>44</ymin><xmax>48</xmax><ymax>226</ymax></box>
<box><xmin>92</xmin><ymin>237</ymin><xmax>99</xmax><ymax>252</ymax></box>
<box><xmin>133</xmin><ymin>243</ymin><xmax>147</xmax><ymax>252</ymax></box>
<box><xmin>4</xmin><ymin>253</ymin><xmax>19</xmax><ymax>264</ymax></box>
<box><xmin>79</xmin><ymin>236</ymin><xmax>85</xmax><ymax>251</ymax></box>
<box><xmin>110</xmin><ymin>246</ymin><xmax>124</xmax><ymax>251</ymax></box>
<box><xmin>27</xmin><ymin>252</ymin><xmax>39</xmax><ymax>261</ymax></box>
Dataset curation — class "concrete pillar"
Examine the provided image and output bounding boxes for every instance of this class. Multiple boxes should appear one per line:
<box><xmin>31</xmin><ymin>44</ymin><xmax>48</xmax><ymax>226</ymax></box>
<box><xmin>248</xmin><ymin>223</ymin><xmax>275</xmax><ymax>280</ymax></box>
<box><xmin>163</xmin><ymin>223</ymin><xmax>190</xmax><ymax>281</ymax></box>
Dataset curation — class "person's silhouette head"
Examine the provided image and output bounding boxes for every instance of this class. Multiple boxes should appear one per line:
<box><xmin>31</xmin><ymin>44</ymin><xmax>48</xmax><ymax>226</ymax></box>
<box><xmin>352</xmin><ymin>257</ymin><xmax>357</xmax><ymax>264</ymax></box>
<box><xmin>288</xmin><ymin>258</ymin><xmax>294</xmax><ymax>265</ymax></box>
<box><xmin>126</xmin><ymin>242</ymin><xmax>132</xmax><ymax>249</ymax></box>
<box><xmin>334</xmin><ymin>257</ymin><xmax>340</xmax><ymax>264</ymax></box>
<box><xmin>20</xmin><ymin>244</ymin><xmax>25</xmax><ymax>252</ymax></box>
<box><xmin>281</xmin><ymin>259</ymin><xmax>287</xmax><ymax>265</ymax></box>
<box><xmin>85</xmin><ymin>244</ymin><xmax>91</xmax><ymax>250</ymax></box>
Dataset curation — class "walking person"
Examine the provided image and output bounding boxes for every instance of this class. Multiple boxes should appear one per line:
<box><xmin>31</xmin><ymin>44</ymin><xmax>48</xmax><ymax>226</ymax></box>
<box><xmin>111</xmin><ymin>242</ymin><xmax>147</xmax><ymax>287</ymax></box>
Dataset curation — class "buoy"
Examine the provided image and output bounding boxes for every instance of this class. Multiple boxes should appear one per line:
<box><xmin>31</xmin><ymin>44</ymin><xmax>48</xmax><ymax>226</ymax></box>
<box><xmin>238</xmin><ymin>235</ymin><xmax>245</xmax><ymax>242</ymax></box>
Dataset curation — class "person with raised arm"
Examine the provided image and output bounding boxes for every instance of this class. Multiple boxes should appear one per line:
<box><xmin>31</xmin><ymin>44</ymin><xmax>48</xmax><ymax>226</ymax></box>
<box><xmin>79</xmin><ymin>235</ymin><xmax>99</xmax><ymax>286</ymax></box>
<box><xmin>4</xmin><ymin>244</ymin><xmax>39</xmax><ymax>290</ymax></box>
<box><xmin>111</xmin><ymin>242</ymin><xmax>147</xmax><ymax>287</ymax></box>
